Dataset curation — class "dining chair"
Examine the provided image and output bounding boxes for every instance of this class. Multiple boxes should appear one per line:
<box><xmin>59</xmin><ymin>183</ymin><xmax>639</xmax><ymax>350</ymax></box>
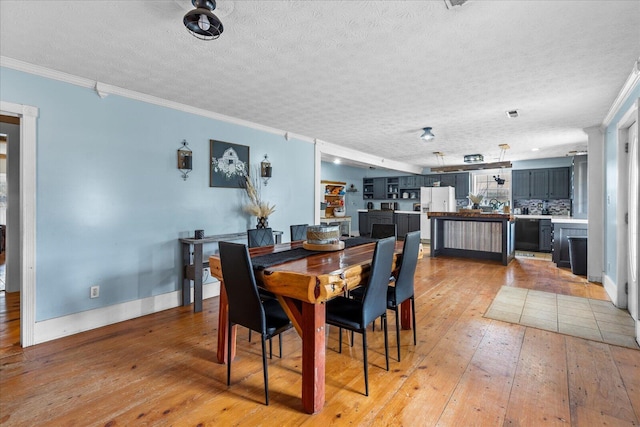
<box><xmin>290</xmin><ymin>224</ymin><xmax>308</xmax><ymax>242</ymax></box>
<box><xmin>247</xmin><ymin>227</ymin><xmax>275</xmax><ymax>248</ymax></box>
<box><xmin>325</xmin><ymin>236</ymin><xmax>395</xmax><ymax>396</ymax></box>
<box><xmin>350</xmin><ymin>231</ymin><xmax>420</xmax><ymax>361</ymax></box>
<box><xmin>370</xmin><ymin>223</ymin><xmax>397</xmax><ymax>240</ymax></box>
<box><xmin>218</xmin><ymin>241</ymin><xmax>293</xmax><ymax>406</ymax></box>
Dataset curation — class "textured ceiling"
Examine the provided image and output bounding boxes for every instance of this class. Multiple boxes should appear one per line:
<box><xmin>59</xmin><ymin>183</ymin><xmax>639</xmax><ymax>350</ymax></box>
<box><xmin>1</xmin><ymin>0</ymin><xmax>639</xmax><ymax>170</ymax></box>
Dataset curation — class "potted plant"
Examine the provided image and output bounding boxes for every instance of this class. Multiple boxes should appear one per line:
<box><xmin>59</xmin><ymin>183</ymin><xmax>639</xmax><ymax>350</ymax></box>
<box><xmin>242</xmin><ymin>171</ymin><xmax>276</xmax><ymax>228</ymax></box>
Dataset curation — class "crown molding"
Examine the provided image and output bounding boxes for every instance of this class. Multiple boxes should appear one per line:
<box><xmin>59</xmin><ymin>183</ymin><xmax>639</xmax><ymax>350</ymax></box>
<box><xmin>1</xmin><ymin>56</ymin><xmax>423</xmax><ymax>174</ymax></box>
<box><xmin>603</xmin><ymin>57</ymin><xmax>640</xmax><ymax>127</ymax></box>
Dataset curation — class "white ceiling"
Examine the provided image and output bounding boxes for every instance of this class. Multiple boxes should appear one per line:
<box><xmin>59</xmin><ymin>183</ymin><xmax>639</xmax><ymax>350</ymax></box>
<box><xmin>1</xmin><ymin>0</ymin><xmax>639</xmax><ymax>170</ymax></box>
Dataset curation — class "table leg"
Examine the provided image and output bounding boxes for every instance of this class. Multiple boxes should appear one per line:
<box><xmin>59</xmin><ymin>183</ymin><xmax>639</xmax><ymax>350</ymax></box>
<box><xmin>301</xmin><ymin>302</ymin><xmax>325</xmax><ymax>414</ymax></box>
<box><xmin>400</xmin><ymin>299</ymin><xmax>412</xmax><ymax>330</ymax></box>
<box><xmin>181</xmin><ymin>242</ymin><xmax>191</xmax><ymax>307</ymax></box>
<box><xmin>216</xmin><ymin>281</ymin><xmax>237</xmax><ymax>363</ymax></box>
<box><xmin>193</xmin><ymin>243</ymin><xmax>203</xmax><ymax>313</ymax></box>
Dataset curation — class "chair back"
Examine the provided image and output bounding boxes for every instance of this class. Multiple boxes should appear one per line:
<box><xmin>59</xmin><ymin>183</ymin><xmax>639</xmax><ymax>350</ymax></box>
<box><xmin>370</xmin><ymin>223</ymin><xmax>397</xmax><ymax>239</ymax></box>
<box><xmin>360</xmin><ymin>236</ymin><xmax>396</xmax><ymax>326</ymax></box>
<box><xmin>248</xmin><ymin>228</ymin><xmax>275</xmax><ymax>248</ymax></box>
<box><xmin>394</xmin><ymin>231</ymin><xmax>421</xmax><ymax>304</ymax></box>
<box><xmin>218</xmin><ymin>241</ymin><xmax>266</xmax><ymax>333</ymax></box>
<box><xmin>290</xmin><ymin>224</ymin><xmax>308</xmax><ymax>242</ymax></box>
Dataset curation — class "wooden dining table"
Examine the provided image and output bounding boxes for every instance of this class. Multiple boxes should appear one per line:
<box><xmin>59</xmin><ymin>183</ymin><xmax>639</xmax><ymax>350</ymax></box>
<box><xmin>208</xmin><ymin>238</ymin><xmax>412</xmax><ymax>414</ymax></box>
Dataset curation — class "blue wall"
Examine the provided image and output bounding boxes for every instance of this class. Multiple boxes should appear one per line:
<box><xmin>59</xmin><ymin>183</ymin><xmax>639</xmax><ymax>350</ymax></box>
<box><xmin>604</xmin><ymin>82</ymin><xmax>640</xmax><ymax>284</ymax></box>
<box><xmin>1</xmin><ymin>67</ymin><xmax>315</xmax><ymax>321</ymax></box>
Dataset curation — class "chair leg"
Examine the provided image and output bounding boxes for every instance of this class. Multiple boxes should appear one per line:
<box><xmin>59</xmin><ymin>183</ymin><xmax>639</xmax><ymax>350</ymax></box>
<box><xmin>383</xmin><ymin>314</ymin><xmax>389</xmax><ymax>371</ymax></box>
<box><xmin>362</xmin><ymin>329</ymin><xmax>369</xmax><ymax>396</ymax></box>
<box><xmin>227</xmin><ymin>322</ymin><xmax>233</xmax><ymax>386</ymax></box>
<box><xmin>395</xmin><ymin>307</ymin><xmax>401</xmax><ymax>362</ymax></box>
<box><xmin>411</xmin><ymin>296</ymin><xmax>417</xmax><ymax>345</ymax></box>
<box><xmin>338</xmin><ymin>327</ymin><xmax>343</xmax><ymax>353</ymax></box>
<box><xmin>261</xmin><ymin>337</ymin><xmax>269</xmax><ymax>405</ymax></box>
<box><xmin>278</xmin><ymin>333</ymin><xmax>283</xmax><ymax>358</ymax></box>
<box><xmin>248</xmin><ymin>329</ymin><xmax>252</xmax><ymax>342</ymax></box>
<box><xmin>269</xmin><ymin>337</ymin><xmax>273</xmax><ymax>359</ymax></box>
<box><xmin>350</xmin><ymin>330</ymin><xmax>354</xmax><ymax>347</ymax></box>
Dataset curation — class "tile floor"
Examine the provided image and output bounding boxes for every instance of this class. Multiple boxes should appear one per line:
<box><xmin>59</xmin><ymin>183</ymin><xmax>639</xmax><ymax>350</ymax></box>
<box><xmin>485</xmin><ymin>286</ymin><xmax>639</xmax><ymax>349</ymax></box>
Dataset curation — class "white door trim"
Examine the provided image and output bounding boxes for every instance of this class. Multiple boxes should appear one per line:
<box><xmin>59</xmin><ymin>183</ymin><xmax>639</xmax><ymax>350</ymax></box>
<box><xmin>0</xmin><ymin>100</ymin><xmax>37</xmax><ymax>347</ymax></box>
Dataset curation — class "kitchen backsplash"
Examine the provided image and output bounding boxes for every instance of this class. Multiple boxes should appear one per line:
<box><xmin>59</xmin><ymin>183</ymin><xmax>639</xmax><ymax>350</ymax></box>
<box><xmin>513</xmin><ymin>199</ymin><xmax>571</xmax><ymax>216</ymax></box>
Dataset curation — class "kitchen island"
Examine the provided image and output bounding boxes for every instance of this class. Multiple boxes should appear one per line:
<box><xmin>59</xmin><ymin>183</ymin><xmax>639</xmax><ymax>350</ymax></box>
<box><xmin>428</xmin><ymin>212</ymin><xmax>515</xmax><ymax>265</ymax></box>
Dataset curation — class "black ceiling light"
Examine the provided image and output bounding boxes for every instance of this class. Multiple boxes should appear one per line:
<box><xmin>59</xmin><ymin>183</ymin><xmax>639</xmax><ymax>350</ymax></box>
<box><xmin>464</xmin><ymin>154</ymin><xmax>484</xmax><ymax>163</ymax></box>
<box><xmin>184</xmin><ymin>0</ymin><xmax>224</xmax><ymax>40</ymax></box>
<box><xmin>420</xmin><ymin>127</ymin><xmax>435</xmax><ymax>141</ymax></box>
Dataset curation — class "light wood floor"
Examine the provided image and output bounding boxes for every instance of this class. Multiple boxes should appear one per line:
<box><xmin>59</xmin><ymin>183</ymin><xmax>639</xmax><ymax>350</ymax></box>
<box><xmin>1</xmin><ymin>255</ymin><xmax>639</xmax><ymax>426</ymax></box>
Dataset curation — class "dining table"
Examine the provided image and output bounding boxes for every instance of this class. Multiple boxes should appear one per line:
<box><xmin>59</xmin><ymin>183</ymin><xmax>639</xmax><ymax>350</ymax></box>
<box><xmin>208</xmin><ymin>237</ymin><xmax>412</xmax><ymax>414</ymax></box>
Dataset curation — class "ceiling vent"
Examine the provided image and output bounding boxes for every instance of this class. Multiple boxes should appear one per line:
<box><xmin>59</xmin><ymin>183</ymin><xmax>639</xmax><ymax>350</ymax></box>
<box><xmin>505</xmin><ymin>110</ymin><xmax>519</xmax><ymax>119</ymax></box>
<box><xmin>444</xmin><ymin>0</ymin><xmax>469</xmax><ymax>8</ymax></box>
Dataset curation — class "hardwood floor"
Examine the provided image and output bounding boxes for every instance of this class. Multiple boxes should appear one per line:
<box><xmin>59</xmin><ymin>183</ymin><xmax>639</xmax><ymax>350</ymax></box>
<box><xmin>1</xmin><ymin>255</ymin><xmax>638</xmax><ymax>426</ymax></box>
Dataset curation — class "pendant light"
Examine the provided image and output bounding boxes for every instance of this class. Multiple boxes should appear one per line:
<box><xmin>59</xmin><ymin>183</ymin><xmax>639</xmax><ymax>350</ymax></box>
<box><xmin>184</xmin><ymin>0</ymin><xmax>224</xmax><ymax>40</ymax></box>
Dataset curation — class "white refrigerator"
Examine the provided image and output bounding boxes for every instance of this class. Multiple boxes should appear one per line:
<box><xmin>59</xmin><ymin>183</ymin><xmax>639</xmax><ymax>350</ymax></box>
<box><xmin>420</xmin><ymin>186</ymin><xmax>456</xmax><ymax>240</ymax></box>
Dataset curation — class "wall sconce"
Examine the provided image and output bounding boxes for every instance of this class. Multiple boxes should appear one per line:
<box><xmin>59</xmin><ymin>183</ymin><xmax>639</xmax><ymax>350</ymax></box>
<box><xmin>260</xmin><ymin>154</ymin><xmax>272</xmax><ymax>186</ymax></box>
<box><xmin>177</xmin><ymin>139</ymin><xmax>192</xmax><ymax>180</ymax></box>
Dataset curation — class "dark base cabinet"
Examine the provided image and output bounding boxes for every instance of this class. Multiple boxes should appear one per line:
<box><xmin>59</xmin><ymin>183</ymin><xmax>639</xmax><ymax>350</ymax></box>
<box><xmin>539</xmin><ymin>219</ymin><xmax>552</xmax><ymax>252</ymax></box>
<box><xmin>552</xmin><ymin>222</ymin><xmax>588</xmax><ymax>268</ymax></box>
<box><xmin>359</xmin><ymin>211</ymin><xmax>418</xmax><ymax>237</ymax></box>
<box><xmin>395</xmin><ymin>213</ymin><xmax>420</xmax><ymax>237</ymax></box>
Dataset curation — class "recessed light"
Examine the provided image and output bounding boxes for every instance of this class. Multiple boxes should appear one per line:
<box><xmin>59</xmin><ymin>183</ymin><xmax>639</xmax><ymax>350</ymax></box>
<box><xmin>333</xmin><ymin>159</ymin><xmax>341</xmax><ymax>164</ymax></box>
<box><xmin>531</xmin><ymin>148</ymin><xmax>539</xmax><ymax>151</ymax></box>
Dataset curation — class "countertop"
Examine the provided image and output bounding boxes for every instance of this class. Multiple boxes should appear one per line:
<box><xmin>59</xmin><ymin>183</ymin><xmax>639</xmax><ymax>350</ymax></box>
<box><xmin>356</xmin><ymin>209</ymin><xmax>420</xmax><ymax>214</ymax></box>
<box><xmin>428</xmin><ymin>211</ymin><xmax>514</xmax><ymax>220</ymax></box>
<box><xmin>514</xmin><ymin>215</ymin><xmax>588</xmax><ymax>224</ymax></box>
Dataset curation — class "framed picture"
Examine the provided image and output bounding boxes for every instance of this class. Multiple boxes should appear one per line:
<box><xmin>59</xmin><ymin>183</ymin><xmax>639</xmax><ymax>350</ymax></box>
<box><xmin>210</xmin><ymin>140</ymin><xmax>250</xmax><ymax>188</ymax></box>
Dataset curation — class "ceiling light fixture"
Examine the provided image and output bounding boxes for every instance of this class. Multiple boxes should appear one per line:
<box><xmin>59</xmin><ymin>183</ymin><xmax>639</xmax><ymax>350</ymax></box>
<box><xmin>184</xmin><ymin>0</ymin><xmax>224</xmax><ymax>40</ymax></box>
<box><xmin>420</xmin><ymin>127</ymin><xmax>435</xmax><ymax>141</ymax></box>
<box><xmin>505</xmin><ymin>110</ymin><xmax>519</xmax><ymax>118</ymax></box>
<box><xmin>464</xmin><ymin>154</ymin><xmax>484</xmax><ymax>164</ymax></box>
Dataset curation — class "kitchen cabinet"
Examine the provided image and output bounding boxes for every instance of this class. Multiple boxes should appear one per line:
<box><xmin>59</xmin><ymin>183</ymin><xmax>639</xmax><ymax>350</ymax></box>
<box><xmin>399</xmin><ymin>175</ymin><xmax>423</xmax><ymax>189</ymax></box>
<box><xmin>549</xmin><ymin>168</ymin><xmax>570</xmax><ymax>199</ymax></box>
<box><xmin>363</xmin><ymin>177</ymin><xmax>387</xmax><ymax>199</ymax></box>
<box><xmin>453</xmin><ymin>173</ymin><xmax>470</xmax><ymax>199</ymax></box>
<box><xmin>386</xmin><ymin>177</ymin><xmax>400</xmax><ymax>199</ymax></box>
<box><xmin>512</xmin><ymin>167</ymin><xmax>570</xmax><ymax>200</ymax></box>
<box><xmin>539</xmin><ymin>219</ymin><xmax>552</xmax><ymax>252</ymax></box>
<box><xmin>395</xmin><ymin>213</ymin><xmax>420</xmax><ymax>237</ymax></box>
<box><xmin>358</xmin><ymin>212</ymin><xmax>369</xmax><ymax>236</ymax></box>
<box><xmin>439</xmin><ymin>174</ymin><xmax>456</xmax><ymax>187</ymax></box>
<box><xmin>423</xmin><ymin>174</ymin><xmax>441</xmax><ymax>187</ymax></box>
<box><xmin>512</xmin><ymin>170</ymin><xmax>531</xmax><ymax>199</ymax></box>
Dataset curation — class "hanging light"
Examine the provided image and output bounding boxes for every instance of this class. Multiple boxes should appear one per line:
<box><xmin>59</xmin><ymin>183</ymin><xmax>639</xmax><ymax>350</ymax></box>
<box><xmin>184</xmin><ymin>0</ymin><xmax>224</xmax><ymax>40</ymax></box>
<box><xmin>420</xmin><ymin>127</ymin><xmax>435</xmax><ymax>141</ymax></box>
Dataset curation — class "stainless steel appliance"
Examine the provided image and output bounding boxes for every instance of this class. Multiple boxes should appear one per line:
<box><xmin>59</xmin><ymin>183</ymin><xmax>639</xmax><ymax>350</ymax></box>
<box><xmin>420</xmin><ymin>186</ymin><xmax>456</xmax><ymax>240</ymax></box>
<box><xmin>380</xmin><ymin>202</ymin><xmax>398</xmax><ymax>210</ymax></box>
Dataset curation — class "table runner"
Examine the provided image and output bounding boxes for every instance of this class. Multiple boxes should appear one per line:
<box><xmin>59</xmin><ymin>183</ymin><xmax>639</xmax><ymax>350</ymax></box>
<box><xmin>252</xmin><ymin>236</ymin><xmax>378</xmax><ymax>270</ymax></box>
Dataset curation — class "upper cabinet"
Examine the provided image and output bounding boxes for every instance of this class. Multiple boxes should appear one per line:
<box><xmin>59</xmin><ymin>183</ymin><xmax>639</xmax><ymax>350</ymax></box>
<box><xmin>512</xmin><ymin>167</ymin><xmax>570</xmax><ymax>200</ymax></box>
<box><xmin>363</xmin><ymin>172</ymin><xmax>470</xmax><ymax>200</ymax></box>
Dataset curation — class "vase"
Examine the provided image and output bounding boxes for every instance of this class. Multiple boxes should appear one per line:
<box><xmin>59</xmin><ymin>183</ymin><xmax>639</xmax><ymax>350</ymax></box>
<box><xmin>257</xmin><ymin>217</ymin><xmax>269</xmax><ymax>229</ymax></box>
<box><xmin>472</xmin><ymin>203</ymin><xmax>479</xmax><ymax>209</ymax></box>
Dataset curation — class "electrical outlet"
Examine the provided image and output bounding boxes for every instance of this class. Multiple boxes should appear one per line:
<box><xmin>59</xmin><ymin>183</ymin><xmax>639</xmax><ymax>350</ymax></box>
<box><xmin>90</xmin><ymin>285</ymin><xmax>100</xmax><ymax>299</ymax></box>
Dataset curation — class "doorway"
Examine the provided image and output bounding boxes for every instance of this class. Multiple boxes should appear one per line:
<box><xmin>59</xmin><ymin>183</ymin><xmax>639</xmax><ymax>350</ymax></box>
<box><xmin>627</xmin><ymin>120</ymin><xmax>638</xmax><ymax>340</ymax></box>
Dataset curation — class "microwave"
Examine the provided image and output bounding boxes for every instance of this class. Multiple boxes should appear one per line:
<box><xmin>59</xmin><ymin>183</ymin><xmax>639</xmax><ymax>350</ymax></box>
<box><xmin>380</xmin><ymin>202</ymin><xmax>398</xmax><ymax>211</ymax></box>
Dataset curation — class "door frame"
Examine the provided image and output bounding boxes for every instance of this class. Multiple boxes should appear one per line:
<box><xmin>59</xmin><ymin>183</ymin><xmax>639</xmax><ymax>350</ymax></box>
<box><xmin>0</xmin><ymin>101</ymin><xmax>37</xmax><ymax>347</ymax></box>
<box><xmin>616</xmin><ymin>99</ymin><xmax>639</xmax><ymax>342</ymax></box>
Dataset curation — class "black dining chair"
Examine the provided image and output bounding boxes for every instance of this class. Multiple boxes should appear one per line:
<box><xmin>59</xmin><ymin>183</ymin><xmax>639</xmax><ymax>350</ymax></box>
<box><xmin>350</xmin><ymin>231</ymin><xmax>420</xmax><ymax>361</ymax></box>
<box><xmin>248</xmin><ymin>228</ymin><xmax>275</xmax><ymax>248</ymax></box>
<box><xmin>325</xmin><ymin>236</ymin><xmax>395</xmax><ymax>396</ymax></box>
<box><xmin>290</xmin><ymin>224</ymin><xmax>308</xmax><ymax>242</ymax></box>
<box><xmin>218</xmin><ymin>241</ymin><xmax>293</xmax><ymax>406</ymax></box>
<box><xmin>370</xmin><ymin>223</ymin><xmax>397</xmax><ymax>240</ymax></box>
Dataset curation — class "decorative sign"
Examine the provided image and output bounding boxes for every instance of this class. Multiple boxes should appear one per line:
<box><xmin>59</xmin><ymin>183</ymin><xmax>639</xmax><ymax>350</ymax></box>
<box><xmin>210</xmin><ymin>140</ymin><xmax>249</xmax><ymax>188</ymax></box>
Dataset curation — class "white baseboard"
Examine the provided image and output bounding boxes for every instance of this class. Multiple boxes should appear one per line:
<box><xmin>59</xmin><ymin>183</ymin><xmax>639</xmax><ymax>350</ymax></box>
<box><xmin>587</xmin><ymin>274</ymin><xmax>602</xmax><ymax>284</ymax></box>
<box><xmin>602</xmin><ymin>273</ymin><xmax>620</xmax><ymax>307</ymax></box>
<box><xmin>33</xmin><ymin>281</ymin><xmax>220</xmax><ymax>345</ymax></box>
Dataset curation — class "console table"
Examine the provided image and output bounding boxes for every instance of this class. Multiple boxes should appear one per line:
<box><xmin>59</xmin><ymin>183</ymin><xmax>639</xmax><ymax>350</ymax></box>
<box><xmin>179</xmin><ymin>230</ymin><xmax>283</xmax><ymax>312</ymax></box>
